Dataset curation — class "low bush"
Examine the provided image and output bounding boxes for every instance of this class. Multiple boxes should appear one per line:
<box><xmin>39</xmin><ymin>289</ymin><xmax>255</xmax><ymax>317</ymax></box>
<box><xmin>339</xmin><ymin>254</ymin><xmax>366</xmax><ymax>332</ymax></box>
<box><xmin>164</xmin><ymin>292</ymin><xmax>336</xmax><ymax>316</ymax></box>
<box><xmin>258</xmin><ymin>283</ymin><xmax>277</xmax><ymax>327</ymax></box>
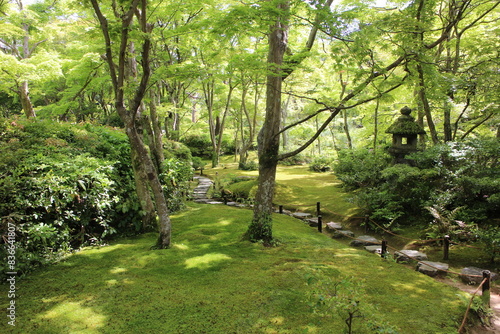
<box><xmin>0</xmin><ymin>118</ymin><xmax>193</xmax><ymax>278</ymax></box>
<box><xmin>309</xmin><ymin>157</ymin><xmax>333</xmax><ymax>172</ymax></box>
<box><xmin>334</xmin><ymin>140</ymin><xmax>500</xmax><ymax>231</ymax></box>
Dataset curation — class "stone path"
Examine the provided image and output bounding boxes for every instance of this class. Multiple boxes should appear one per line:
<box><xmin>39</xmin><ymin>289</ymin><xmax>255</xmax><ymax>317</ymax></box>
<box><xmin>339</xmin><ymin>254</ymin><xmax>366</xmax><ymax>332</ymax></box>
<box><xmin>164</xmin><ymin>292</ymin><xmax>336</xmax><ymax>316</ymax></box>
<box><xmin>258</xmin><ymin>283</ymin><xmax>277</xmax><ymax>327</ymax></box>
<box><xmin>192</xmin><ymin>176</ymin><xmax>214</xmax><ymax>204</ymax></box>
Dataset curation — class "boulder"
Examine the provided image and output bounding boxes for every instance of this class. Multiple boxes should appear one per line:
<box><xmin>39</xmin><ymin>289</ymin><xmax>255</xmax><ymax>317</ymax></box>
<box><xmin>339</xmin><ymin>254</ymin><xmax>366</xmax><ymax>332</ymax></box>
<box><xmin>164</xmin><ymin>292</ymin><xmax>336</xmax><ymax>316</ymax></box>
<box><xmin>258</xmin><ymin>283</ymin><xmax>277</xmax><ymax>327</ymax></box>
<box><xmin>460</xmin><ymin>267</ymin><xmax>499</xmax><ymax>285</ymax></box>
<box><xmin>350</xmin><ymin>235</ymin><xmax>380</xmax><ymax>247</ymax></box>
<box><xmin>394</xmin><ymin>250</ymin><xmax>428</xmax><ymax>263</ymax></box>
<box><xmin>326</xmin><ymin>222</ymin><xmax>343</xmax><ymax>231</ymax></box>
<box><xmin>332</xmin><ymin>230</ymin><xmax>355</xmax><ymax>239</ymax></box>
<box><xmin>416</xmin><ymin>261</ymin><xmax>449</xmax><ymax>277</ymax></box>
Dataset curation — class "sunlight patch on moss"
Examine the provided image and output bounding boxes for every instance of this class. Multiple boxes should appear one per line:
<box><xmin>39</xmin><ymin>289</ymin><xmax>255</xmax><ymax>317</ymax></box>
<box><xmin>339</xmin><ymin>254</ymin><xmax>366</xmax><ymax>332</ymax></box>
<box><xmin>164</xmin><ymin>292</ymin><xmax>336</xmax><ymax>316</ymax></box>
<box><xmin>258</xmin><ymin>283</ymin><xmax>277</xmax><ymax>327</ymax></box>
<box><xmin>109</xmin><ymin>267</ymin><xmax>127</xmax><ymax>274</ymax></box>
<box><xmin>106</xmin><ymin>279</ymin><xmax>118</xmax><ymax>286</ymax></box>
<box><xmin>184</xmin><ymin>253</ymin><xmax>231</xmax><ymax>269</ymax></box>
<box><xmin>39</xmin><ymin>301</ymin><xmax>106</xmax><ymax>333</ymax></box>
<box><xmin>173</xmin><ymin>243</ymin><xmax>189</xmax><ymax>250</ymax></box>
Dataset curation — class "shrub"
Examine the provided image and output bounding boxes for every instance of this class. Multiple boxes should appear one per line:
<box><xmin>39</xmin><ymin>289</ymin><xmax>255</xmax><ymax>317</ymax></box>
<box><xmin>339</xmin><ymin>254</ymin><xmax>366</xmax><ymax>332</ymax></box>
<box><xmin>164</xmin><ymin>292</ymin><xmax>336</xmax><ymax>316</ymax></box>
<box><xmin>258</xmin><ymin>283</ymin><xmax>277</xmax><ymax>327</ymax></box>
<box><xmin>333</xmin><ymin>149</ymin><xmax>391</xmax><ymax>189</ymax></box>
<box><xmin>309</xmin><ymin>157</ymin><xmax>333</xmax><ymax>172</ymax></box>
<box><xmin>239</xmin><ymin>160</ymin><xmax>258</xmax><ymax>171</ymax></box>
<box><xmin>0</xmin><ymin>119</ymin><xmax>141</xmax><ymax>278</ymax></box>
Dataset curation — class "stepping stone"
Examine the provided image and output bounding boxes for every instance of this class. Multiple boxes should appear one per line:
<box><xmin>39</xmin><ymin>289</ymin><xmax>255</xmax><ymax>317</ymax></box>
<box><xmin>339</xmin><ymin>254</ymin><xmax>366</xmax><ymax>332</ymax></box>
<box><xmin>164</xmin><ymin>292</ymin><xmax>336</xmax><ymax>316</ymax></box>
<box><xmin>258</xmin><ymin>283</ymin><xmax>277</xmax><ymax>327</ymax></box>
<box><xmin>365</xmin><ymin>245</ymin><xmax>382</xmax><ymax>254</ymax></box>
<box><xmin>292</xmin><ymin>212</ymin><xmax>312</xmax><ymax>219</ymax></box>
<box><xmin>194</xmin><ymin>199</ymin><xmax>210</xmax><ymax>203</ymax></box>
<box><xmin>326</xmin><ymin>222</ymin><xmax>343</xmax><ymax>231</ymax></box>
<box><xmin>394</xmin><ymin>250</ymin><xmax>428</xmax><ymax>263</ymax></box>
<box><xmin>226</xmin><ymin>202</ymin><xmax>239</xmax><ymax>206</ymax></box>
<box><xmin>306</xmin><ymin>218</ymin><xmax>318</xmax><ymax>227</ymax></box>
<box><xmin>350</xmin><ymin>235</ymin><xmax>380</xmax><ymax>247</ymax></box>
<box><xmin>207</xmin><ymin>201</ymin><xmax>224</xmax><ymax>205</ymax></box>
<box><xmin>460</xmin><ymin>267</ymin><xmax>499</xmax><ymax>285</ymax></box>
<box><xmin>331</xmin><ymin>230</ymin><xmax>355</xmax><ymax>239</ymax></box>
<box><xmin>416</xmin><ymin>261</ymin><xmax>449</xmax><ymax>277</ymax></box>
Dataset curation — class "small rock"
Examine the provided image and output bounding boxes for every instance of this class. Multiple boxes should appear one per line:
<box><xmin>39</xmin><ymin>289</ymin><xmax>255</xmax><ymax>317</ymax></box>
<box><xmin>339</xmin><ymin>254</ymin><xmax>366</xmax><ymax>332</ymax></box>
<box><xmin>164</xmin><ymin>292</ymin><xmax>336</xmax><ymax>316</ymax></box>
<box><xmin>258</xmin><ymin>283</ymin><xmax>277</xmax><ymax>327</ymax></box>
<box><xmin>460</xmin><ymin>267</ymin><xmax>499</xmax><ymax>285</ymax></box>
<box><xmin>394</xmin><ymin>250</ymin><xmax>428</xmax><ymax>263</ymax></box>
<box><xmin>350</xmin><ymin>235</ymin><xmax>380</xmax><ymax>247</ymax></box>
<box><xmin>332</xmin><ymin>230</ymin><xmax>355</xmax><ymax>239</ymax></box>
<box><xmin>416</xmin><ymin>261</ymin><xmax>449</xmax><ymax>277</ymax></box>
<box><xmin>326</xmin><ymin>222</ymin><xmax>343</xmax><ymax>231</ymax></box>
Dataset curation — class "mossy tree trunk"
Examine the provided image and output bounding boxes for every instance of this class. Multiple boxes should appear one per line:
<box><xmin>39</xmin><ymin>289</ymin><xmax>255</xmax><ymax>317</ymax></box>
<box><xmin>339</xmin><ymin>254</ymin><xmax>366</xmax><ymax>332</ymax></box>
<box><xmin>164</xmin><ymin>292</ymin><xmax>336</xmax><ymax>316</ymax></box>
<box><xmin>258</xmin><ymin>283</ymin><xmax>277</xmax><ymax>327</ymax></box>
<box><xmin>90</xmin><ymin>0</ymin><xmax>171</xmax><ymax>248</ymax></box>
<box><xmin>247</xmin><ymin>0</ymin><xmax>289</xmax><ymax>244</ymax></box>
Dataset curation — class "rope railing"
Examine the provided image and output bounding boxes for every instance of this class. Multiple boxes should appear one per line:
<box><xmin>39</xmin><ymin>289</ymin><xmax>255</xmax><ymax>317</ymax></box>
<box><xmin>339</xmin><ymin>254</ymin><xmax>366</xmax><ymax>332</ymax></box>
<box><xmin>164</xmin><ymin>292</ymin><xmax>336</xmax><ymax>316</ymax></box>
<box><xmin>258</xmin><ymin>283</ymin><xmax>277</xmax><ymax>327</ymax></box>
<box><xmin>317</xmin><ymin>205</ymin><xmax>484</xmax><ymax>252</ymax></box>
<box><xmin>458</xmin><ymin>277</ymin><xmax>488</xmax><ymax>333</ymax></box>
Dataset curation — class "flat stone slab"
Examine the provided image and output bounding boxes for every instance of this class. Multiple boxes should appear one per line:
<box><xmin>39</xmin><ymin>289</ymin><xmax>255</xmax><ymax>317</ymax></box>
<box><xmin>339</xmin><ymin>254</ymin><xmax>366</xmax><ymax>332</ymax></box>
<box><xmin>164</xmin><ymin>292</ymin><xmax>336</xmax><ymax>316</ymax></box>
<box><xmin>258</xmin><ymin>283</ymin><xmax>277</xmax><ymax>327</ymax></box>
<box><xmin>394</xmin><ymin>250</ymin><xmax>428</xmax><ymax>263</ymax></box>
<box><xmin>206</xmin><ymin>201</ymin><xmax>224</xmax><ymax>205</ymax></box>
<box><xmin>292</xmin><ymin>212</ymin><xmax>312</xmax><ymax>219</ymax></box>
<box><xmin>417</xmin><ymin>261</ymin><xmax>449</xmax><ymax>277</ymax></box>
<box><xmin>365</xmin><ymin>245</ymin><xmax>382</xmax><ymax>254</ymax></box>
<box><xmin>194</xmin><ymin>199</ymin><xmax>210</xmax><ymax>203</ymax></box>
<box><xmin>226</xmin><ymin>202</ymin><xmax>239</xmax><ymax>206</ymax></box>
<box><xmin>332</xmin><ymin>230</ymin><xmax>355</xmax><ymax>239</ymax></box>
<box><xmin>350</xmin><ymin>235</ymin><xmax>380</xmax><ymax>247</ymax></box>
<box><xmin>326</xmin><ymin>222</ymin><xmax>343</xmax><ymax>231</ymax></box>
<box><xmin>460</xmin><ymin>267</ymin><xmax>499</xmax><ymax>285</ymax></box>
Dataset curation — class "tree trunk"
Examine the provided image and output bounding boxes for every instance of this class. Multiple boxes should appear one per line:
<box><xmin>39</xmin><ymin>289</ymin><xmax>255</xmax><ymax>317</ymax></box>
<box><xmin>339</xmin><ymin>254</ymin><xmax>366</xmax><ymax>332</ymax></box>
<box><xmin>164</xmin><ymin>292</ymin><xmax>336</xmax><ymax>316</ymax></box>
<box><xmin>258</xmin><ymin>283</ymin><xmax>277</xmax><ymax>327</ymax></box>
<box><xmin>131</xmin><ymin>146</ymin><xmax>156</xmax><ymax>231</ymax></box>
<box><xmin>19</xmin><ymin>81</ymin><xmax>36</xmax><ymax>118</ymax></box>
<box><xmin>417</xmin><ymin>64</ymin><xmax>439</xmax><ymax>144</ymax></box>
<box><xmin>126</xmin><ymin>122</ymin><xmax>171</xmax><ymax>248</ymax></box>
<box><xmin>247</xmin><ymin>0</ymin><xmax>289</xmax><ymax>244</ymax></box>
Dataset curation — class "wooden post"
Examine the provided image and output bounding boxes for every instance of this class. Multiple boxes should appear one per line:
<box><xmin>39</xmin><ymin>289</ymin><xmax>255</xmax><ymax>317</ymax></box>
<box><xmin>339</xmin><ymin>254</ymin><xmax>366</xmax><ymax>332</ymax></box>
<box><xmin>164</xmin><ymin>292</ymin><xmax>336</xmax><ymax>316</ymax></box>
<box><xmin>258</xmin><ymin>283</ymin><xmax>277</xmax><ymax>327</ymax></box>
<box><xmin>381</xmin><ymin>240</ymin><xmax>387</xmax><ymax>258</ymax></box>
<box><xmin>279</xmin><ymin>205</ymin><xmax>283</xmax><ymax>214</ymax></box>
<box><xmin>364</xmin><ymin>215</ymin><xmax>370</xmax><ymax>233</ymax></box>
<box><xmin>482</xmin><ymin>270</ymin><xmax>491</xmax><ymax>307</ymax></box>
<box><xmin>316</xmin><ymin>202</ymin><xmax>321</xmax><ymax>216</ymax></box>
<box><xmin>443</xmin><ymin>235</ymin><xmax>450</xmax><ymax>260</ymax></box>
<box><xmin>317</xmin><ymin>215</ymin><xmax>322</xmax><ymax>233</ymax></box>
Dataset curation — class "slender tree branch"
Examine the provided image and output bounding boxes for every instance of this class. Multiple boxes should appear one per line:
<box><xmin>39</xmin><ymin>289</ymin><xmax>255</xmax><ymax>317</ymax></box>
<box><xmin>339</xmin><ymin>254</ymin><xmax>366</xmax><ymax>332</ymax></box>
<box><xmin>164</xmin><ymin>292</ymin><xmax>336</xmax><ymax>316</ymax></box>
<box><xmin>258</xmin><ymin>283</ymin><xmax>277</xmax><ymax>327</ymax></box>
<box><xmin>460</xmin><ymin>112</ymin><xmax>494</xmax><ymax>140</ymax></box>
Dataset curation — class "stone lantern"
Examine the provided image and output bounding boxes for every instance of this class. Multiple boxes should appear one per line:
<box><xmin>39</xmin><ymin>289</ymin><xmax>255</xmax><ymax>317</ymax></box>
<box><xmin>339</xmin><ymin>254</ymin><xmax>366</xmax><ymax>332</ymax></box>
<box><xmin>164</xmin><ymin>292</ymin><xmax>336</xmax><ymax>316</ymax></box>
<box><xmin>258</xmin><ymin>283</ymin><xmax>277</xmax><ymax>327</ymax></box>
<box><xmin>386</xmin><ymin>106</ymin><xmax>426</xmax><ymax>163</ymax></box>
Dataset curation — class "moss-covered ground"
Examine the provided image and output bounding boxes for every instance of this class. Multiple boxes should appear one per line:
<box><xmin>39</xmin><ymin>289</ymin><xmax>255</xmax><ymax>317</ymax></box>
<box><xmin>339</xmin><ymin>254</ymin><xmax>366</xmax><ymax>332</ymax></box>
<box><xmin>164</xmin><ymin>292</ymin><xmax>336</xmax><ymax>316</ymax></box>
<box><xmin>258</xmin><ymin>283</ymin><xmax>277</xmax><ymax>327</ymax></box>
<box><xmin>2</xmin><ymin>203</ymin><xmax>469</xmax><ymax>333</ymax></box>
<box><xmin>1</xmin><ymin>158</ymin><xmax>482</xmax><ymax>333</ymax></box>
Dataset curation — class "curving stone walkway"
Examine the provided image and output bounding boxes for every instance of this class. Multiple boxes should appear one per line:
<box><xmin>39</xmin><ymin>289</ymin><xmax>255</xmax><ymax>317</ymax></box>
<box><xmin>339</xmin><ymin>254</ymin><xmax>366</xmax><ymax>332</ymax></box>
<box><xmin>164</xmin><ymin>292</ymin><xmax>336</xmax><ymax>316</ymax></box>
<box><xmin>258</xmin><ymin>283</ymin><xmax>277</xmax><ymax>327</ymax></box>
<box><xmin>192</xmin><ymin>176</ymin><xmax>214</xmax><ymax>203</ymax></box>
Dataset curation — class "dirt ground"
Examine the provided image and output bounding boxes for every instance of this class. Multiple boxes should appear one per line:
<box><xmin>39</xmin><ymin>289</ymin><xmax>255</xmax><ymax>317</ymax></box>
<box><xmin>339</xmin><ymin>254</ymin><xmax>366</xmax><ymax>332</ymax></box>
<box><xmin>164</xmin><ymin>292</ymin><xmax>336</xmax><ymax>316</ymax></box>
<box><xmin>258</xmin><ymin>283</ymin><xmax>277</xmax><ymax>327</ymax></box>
<box><xmin>436</xmin><ymin>278</ymin><xmax>500</xmax><ymax>333</ymax></box>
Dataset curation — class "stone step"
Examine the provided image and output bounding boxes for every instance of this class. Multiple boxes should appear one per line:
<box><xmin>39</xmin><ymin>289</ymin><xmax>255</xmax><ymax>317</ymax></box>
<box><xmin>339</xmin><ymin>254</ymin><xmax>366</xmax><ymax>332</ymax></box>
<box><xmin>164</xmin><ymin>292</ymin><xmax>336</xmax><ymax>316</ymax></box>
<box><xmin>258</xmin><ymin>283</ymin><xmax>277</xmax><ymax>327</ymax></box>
<box><xmin>332</xmin><ymin>230</ymin><xmax>355</xmax><ymax>239</ymax></box>
<box><xmin>394</xmin><ymin>250</ymin><xmax>428</xmax><ymax>263</ymax></box>
<box><xmin>416</xmin><ymin>261</ymin><xmax>449</xmax><ymax>277</ymax></box>
<box><xmin>292</xmin><ymin>212</ymin><xmax>313</xmax><ymax>219</ymax></box>
<box><xmin>350</xmin><ymin>235</ymin><xmax>380</xmax><ymax>247</ymax></box>
<box><xmin>326</xmin><ymin>222</ymin><xmax>343</xmax><ymax>231</ymax></box>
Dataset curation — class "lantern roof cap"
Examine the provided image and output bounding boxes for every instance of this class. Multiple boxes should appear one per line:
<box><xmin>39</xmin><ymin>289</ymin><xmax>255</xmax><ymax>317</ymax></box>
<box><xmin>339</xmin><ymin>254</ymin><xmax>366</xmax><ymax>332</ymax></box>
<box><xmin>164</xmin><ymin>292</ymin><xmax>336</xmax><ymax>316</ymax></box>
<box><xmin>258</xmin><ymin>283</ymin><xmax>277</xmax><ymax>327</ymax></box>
<box><xmin>386</xmin><ymin>107</ymin><xmax>426</xmax><ymax>135</ymax></box>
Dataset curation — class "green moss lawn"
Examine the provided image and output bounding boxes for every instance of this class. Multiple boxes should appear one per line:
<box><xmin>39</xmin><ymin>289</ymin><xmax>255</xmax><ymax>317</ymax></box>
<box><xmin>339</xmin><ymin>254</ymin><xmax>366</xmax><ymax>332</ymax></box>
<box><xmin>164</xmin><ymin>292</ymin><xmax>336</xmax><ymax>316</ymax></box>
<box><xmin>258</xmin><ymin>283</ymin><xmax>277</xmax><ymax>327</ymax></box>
<box><xmin>1</xmin><ymin>201</ymin><xmax>467</xmax><ymax>333</ymax></box>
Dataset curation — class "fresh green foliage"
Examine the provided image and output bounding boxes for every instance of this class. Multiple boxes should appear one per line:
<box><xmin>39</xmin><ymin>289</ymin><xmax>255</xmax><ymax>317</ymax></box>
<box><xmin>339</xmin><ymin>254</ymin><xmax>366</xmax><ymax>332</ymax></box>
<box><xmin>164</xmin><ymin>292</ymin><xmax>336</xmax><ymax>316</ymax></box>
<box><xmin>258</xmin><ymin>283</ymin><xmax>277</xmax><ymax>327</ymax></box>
<box><xmin>0</xmin><ymin>119</ymin><xmax>141</xmax><ymax>277</ymax></box>
<box><xmin>0</xmin><ymin>204</ymin><xmax>467</xmax><ymax>333</ymax></box>
<box><xmin>160</xmin><ymin>158</ymin><xmax>194</xmax><ymax>212</ymax></box>
<box><xmin>238</xmin><ymin>160</ymin><xmax>258</xmax><ymax>171</ymax></box>
<box><xmin>0</xmin><ymin>119</ymin><xmax>195</xmax><ymax>278</ymax></box>
<box><xmin>333</xmin><ymin>149</ymin><xmax>391</xmax><ymax>190</ymax></box>
<box><xmin>477</xmin><ymin>226</ymin><xmax>500</xmax><ymax>263</ymax></box>
<box><xmin>309</xmin><ymin>156</ymin><xmax>333</xmax><ymax>172</ymax></box>
<box><xmin>334</xmin><ymin>140</ymin><xmax>500</xmax><ymax>233</ymax></box>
